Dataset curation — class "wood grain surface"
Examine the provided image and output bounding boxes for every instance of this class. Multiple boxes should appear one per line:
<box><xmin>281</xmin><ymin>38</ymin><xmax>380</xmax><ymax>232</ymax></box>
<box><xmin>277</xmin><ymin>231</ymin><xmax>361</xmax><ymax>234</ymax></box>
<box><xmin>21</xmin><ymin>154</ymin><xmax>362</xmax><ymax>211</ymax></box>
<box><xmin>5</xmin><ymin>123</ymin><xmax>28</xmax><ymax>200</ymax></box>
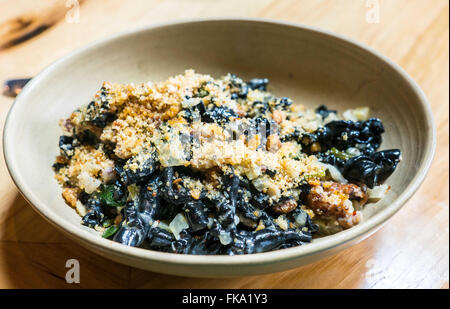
<box><xmin>0</xmin><ymin>0</ymin><xmax>448</xmax><ymax>289</ymax></box>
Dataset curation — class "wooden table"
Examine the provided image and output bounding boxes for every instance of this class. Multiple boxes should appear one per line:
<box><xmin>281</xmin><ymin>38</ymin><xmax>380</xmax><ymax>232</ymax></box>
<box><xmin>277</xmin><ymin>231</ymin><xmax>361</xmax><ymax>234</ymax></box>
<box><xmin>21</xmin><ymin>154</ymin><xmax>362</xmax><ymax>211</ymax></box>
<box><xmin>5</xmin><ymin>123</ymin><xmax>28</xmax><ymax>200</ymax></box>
<box><xmin>0</xmin><ymin>0</ymin><xmax>448</xmax><ymax>289</ymax></box>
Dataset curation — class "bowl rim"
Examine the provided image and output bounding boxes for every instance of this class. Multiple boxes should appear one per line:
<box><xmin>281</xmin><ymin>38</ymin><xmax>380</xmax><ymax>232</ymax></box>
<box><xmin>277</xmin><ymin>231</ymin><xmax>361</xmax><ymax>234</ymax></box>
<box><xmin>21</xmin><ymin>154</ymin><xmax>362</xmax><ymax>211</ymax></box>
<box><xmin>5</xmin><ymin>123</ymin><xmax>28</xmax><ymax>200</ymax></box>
<box><xmin>3</xmin><ymin>17</ymin><xmax>436</xmax><ymax>267</ymax></box>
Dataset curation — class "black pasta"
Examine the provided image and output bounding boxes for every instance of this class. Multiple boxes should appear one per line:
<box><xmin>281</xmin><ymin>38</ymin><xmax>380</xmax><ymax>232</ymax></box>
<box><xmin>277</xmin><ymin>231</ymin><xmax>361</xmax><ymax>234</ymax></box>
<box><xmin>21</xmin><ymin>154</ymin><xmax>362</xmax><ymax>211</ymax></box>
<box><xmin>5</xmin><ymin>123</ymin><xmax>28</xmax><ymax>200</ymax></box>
<box><xmin>316</xmin><ymin>118</ymin><xmax>385</xmax><ymax>153</ymax></box>
<box><xmin>147</xmin><ymin>227</ymin><xmax>175</xmax><ymax>248</ymax></box>
<box><xmin>138</xmin><ymin>175</ymin><xmax>163</xmax><ymax>220</ymax></box>
<box><xmin>81</xmin><ymin>198</ymin><xmax>105</xmax><ymax>228</ymax></box>
<box><xmin>343</xmin><ymin>149</ymin><xmax>402</xmax><ymax>188</ymax></box>
<box><xmin>182</xmin><ymin>200</ymin><xmax>209</xmax><ymax>232</ymax></box>
<box><xmin>202</xmin><ymin>105</ymin><xmax>238</xmax><ymax>124</ymax></box>
<box><xmin>315</xmin><ymin>105</ymin><xmax>337</xmax><ymax>119</ymax></box>
<box><xmin>116</xmin><ymin>151</ymin><xmax>157</xmax><ymax>185</ymax></box>
<box><xmin>247</xmin><ymin>78</ymin><xmax>269</xmax><ymax>91</ymax></box>
<box><xmin>279</xmin><ymin>107</ymin><xmax>401</xmax><ymax>188</ymax></box>
<box><xmin>223</xmin><ymin>228</ymin><xmax>312</xmax><ymax>255</ymax></box>
<box><xmin>161</xmin><ymin>167</ymin><xmax>195</xmax><ymax>207</ymax></box>
<box><xmin>59</xmin><ymin>135</ymin><xmax>77</xmax><ymax>157</ymax></box>
<box><xmin>91</xmin><ymin>112</ymin><xmax>117</xmax><ymax>128</ymax></box>
<box><xmin>113</xmin><ymin>201</ymin><xmax>150</xmax><ymax>247</ymax></box>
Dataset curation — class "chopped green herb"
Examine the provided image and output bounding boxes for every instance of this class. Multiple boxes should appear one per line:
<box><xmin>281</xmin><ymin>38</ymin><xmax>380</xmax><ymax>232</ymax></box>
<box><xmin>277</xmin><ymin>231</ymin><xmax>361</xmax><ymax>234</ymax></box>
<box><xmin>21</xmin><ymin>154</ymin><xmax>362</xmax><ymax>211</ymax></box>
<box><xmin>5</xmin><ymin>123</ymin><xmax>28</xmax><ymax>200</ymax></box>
<box><xmin>102</xmin><ymin>225</ymin><xmax>119</xmax><ymax>238</ymax></box>
<box><xmin>102</xmin><ymin>218</ymin><xmax>114</xmax><ymax>228</ymax></box>
<box><xmin>330</xmin><ymin>147</ymin><xmax>352</xmax><ymax>160</ymax></box>
<box><xmin>98</xmin><ymin>184</ymin><xmax>126</xmax><ymax>207</ymax></box>
<box><xmin>195</xmin><ymin>87</ymin><xmax>209</xmax><ymax>98</ymax></box>
<box><xmin>304</xmin><ymin>170</ymin><xmax>326</xmax><ymax>180</ymax></box>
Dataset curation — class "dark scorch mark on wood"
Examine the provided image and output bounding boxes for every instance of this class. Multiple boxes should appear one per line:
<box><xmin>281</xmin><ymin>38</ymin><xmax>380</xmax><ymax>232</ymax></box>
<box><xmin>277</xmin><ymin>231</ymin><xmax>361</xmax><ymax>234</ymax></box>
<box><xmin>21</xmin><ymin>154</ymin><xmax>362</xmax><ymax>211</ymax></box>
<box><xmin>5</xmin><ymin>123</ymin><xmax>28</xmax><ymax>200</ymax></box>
<box><xmin>0</xmin><ymin>1</ymin><xmax>86</xmax><ymax>50</ymax></box>
<box><xmin>3</xmin><ymin>24</ymin><xmax>52</xmax><ymax>50</ymax></box>
<box><xmin>0</xmin><ymin>16</ymin><xmax>58</xmax><ymax>50</ymax></box>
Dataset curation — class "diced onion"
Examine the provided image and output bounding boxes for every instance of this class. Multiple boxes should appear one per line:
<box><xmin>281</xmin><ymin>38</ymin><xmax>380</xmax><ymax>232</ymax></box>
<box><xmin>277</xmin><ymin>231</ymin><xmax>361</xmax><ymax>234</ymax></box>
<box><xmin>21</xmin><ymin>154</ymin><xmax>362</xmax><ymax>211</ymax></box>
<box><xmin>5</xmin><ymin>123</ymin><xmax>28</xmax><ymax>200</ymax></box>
<box><xmin>156</xmin><ymin>221</ymin><xmax>171</xmax><ymax>232</ymax></box>
<box><xmin>353</xmin><ymin>107</ymin><xmax>370</xmax><ymax>121</ymax></box>
<box><xmin>77</xmin><ymin>171</ymin><xmax>101</xmax><ymax>194</ymax></box>
<box><xmin>155</xmin><ymin>134</ymin><xmax>189</xmax><ymax>167</ymax></box>
<box><xmin>294</xmin><ymin>211</ymin><xmax>307</xmax><ymax>227</ymax></box>
<box><xmin>169</xmin><ymin>213</ymin><xmax>189</xmax><ymax>240</ymax></box>
<box><xmin>207</xmin><ymin>217</ymin><xmax>214</xmax><ymax>229</ymax></box>
<box><xmin>234</xmin><ymin>215</ymin><xmax>240</xmax><ymax>225</ymax></box>
<box><xmin>367</xmin><ymin>184</ymin><xmax>390</xmax><ymax>202</ymax></box>
<box><xmin>342</xmin><ymin>107</ymin><xmax>370</xmax><ymax>122</ymax></box>
<box><xmin>127</xmin><ymin>184</ymin><xmax>140</xmax><ymax>201</ymax></box>
<box><xmin>321</xmin><ymin>163</ymin><xmax>348</xmax><ymax>183</ymax></box>
<box><xmin>181</xmin><ymin>97</ymin><xmax>202</xmax><ymax>108</ymax></box>
<box><xmin>274</xmin><ymin>216</ymin><xmax>288</xmax><ymax>231</ymax></box>
<box><xmin>218</xmin><ymin>232</ymin><xmax>232</xmax><ymax>245</ymax></box>
<box><xmin>75</xmin><ymin>201</ymin><xmax>87</xmax><ymax>217</ymax></box>
<box><xmin>346</xmin><ymin>147</ymin><xmax>361</xmax><ymax>157</ymax></box>
<box><xmin>343</xmin><ymin>109</ymin><xmax>357</xmax><ymax>122</ymax></box>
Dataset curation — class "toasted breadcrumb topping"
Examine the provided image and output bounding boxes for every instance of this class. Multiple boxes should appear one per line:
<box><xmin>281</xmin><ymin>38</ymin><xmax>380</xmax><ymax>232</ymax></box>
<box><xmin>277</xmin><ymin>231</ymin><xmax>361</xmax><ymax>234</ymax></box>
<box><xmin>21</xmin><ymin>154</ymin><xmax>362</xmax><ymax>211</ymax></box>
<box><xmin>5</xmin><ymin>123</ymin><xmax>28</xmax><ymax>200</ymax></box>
<box><xmin>57</xmin><ymin>70</ymin><xmax>328</xmax><ymax>200</ymax></box>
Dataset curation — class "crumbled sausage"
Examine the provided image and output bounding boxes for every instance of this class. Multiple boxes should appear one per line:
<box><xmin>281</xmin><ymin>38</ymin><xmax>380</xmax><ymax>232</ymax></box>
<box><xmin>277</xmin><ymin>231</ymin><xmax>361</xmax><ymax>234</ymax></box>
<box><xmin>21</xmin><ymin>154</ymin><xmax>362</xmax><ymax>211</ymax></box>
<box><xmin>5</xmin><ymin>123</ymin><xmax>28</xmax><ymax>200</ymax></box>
<box><xmin>328</xmin><ymin>182</ymin><xmax>368</xmax><ymax>204</ymax></box>
<box><xmin>306</xmin><ymin>181</ymin><xmax>367</xmax><ymax>228</ymax></box>
<box><xmin>271</xmin><ymin>198</ymin><xmax>297</xmax><ymax>214</ymax></box>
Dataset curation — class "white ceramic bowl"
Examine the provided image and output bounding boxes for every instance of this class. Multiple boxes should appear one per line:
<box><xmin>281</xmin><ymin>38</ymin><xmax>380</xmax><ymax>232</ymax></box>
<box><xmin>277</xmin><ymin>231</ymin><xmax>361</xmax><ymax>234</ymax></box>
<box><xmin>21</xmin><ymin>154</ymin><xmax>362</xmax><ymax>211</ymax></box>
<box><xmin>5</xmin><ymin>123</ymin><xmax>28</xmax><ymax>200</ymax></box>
<box><xmin>3</xmin><ymin>18</ymin><xmax>435</xmax><ymax>277</ymax></box>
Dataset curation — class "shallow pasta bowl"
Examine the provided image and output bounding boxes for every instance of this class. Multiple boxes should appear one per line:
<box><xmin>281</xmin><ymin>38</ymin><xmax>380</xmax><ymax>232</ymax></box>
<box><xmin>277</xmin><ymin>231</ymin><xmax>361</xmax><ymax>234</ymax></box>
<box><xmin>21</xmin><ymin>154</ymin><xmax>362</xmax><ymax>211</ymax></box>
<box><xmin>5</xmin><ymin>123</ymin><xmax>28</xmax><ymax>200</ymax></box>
<box><xmin>3</xmin><ymin>18</ymin><xmax>435</xmax><ymax>277</ymax></box>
